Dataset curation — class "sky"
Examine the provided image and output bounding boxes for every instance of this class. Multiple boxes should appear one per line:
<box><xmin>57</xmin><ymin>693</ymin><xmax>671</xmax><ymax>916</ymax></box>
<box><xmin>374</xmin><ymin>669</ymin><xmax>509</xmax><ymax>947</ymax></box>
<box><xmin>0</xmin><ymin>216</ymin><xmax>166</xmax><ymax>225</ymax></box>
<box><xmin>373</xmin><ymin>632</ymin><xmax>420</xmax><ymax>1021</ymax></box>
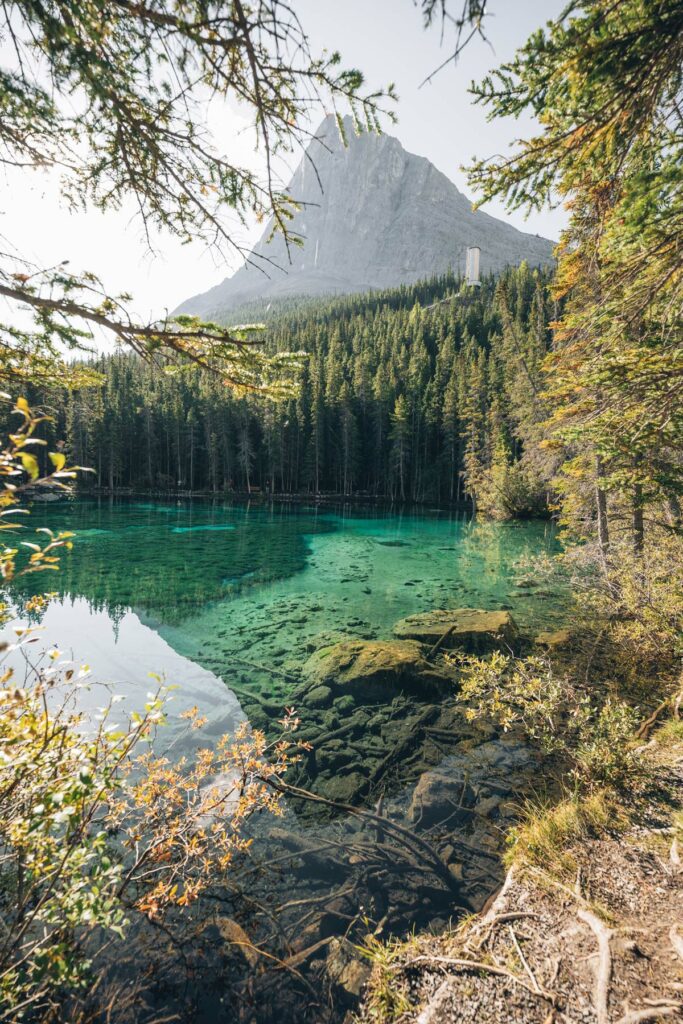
<box><xmin>1</xmin><ymin>0</ymin><xmax>568</xmax><ymax>324</ymax></box>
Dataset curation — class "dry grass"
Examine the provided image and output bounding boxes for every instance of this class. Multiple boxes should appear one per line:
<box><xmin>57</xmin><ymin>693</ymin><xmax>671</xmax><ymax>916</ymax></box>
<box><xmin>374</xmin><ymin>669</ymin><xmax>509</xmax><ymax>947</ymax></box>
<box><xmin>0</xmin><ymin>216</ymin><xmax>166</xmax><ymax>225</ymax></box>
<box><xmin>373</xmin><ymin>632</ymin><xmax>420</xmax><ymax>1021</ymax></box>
<box><xmin>503</xmin><ymin>790</ymin><xmax>623</xmax><ymax>876</ymax></box>
<box><xmin>654</xmin><ymin>718</ymin><xmax>683</xmax><ymax>747</ymax></box>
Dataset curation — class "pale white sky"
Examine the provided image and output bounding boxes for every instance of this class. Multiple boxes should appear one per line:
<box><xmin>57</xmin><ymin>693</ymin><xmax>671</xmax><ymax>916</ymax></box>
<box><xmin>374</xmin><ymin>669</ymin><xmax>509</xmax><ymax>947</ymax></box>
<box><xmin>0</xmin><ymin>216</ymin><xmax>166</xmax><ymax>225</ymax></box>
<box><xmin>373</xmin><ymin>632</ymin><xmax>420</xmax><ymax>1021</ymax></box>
<box><xmin>1</xmin><ymin>1</ymin><xmax>568</xmax><ymax>324</ymax></box>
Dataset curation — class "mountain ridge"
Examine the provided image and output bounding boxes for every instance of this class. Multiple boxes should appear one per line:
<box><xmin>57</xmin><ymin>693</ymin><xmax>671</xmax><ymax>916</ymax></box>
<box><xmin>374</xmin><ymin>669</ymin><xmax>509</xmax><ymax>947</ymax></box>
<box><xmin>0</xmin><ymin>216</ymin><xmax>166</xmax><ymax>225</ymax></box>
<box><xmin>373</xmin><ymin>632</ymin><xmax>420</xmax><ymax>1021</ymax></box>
<box><xmin>175</xmin><ymin>116</ymin><xmax>555</xmax><ymax>319</ymax></box>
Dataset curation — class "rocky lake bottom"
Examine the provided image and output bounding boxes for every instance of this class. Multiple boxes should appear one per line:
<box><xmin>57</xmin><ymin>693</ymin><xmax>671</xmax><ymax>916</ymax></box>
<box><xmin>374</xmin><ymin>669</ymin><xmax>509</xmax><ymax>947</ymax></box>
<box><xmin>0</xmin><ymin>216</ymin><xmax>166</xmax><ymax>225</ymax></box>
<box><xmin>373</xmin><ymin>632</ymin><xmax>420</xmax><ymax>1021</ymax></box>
<box><xmin>6</xmin><ymin>498</ymin><xmax>568</xmax><ymax>1022</ymax></box>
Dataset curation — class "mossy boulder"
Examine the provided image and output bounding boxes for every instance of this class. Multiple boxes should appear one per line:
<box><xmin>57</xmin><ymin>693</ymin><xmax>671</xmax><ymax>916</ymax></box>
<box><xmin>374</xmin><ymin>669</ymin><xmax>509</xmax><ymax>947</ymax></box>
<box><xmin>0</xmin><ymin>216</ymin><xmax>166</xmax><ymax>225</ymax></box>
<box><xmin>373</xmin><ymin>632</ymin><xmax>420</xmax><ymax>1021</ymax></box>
<box><xmin>534</xmin><ymin>627</ymin><xmax>571</xmax><ymax>650</ymax></box>
<box><xmin>300</xmin><ymin>639</ymin><xmax>453</xmax><ymax>701</ymax></box>
<box><xmin>393</xmin><ymin>608</ymin><xmax>518</xmax><ymax>652</ymax></box>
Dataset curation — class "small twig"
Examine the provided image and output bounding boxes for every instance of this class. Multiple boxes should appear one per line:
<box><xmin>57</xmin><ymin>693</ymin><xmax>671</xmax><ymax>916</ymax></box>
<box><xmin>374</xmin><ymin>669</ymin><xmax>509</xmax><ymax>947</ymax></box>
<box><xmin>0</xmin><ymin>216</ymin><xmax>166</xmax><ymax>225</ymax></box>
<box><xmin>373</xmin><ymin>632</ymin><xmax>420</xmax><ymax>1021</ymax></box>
<box><xmin>471</xmin><ymin>912</ymin><xmax>539</xmax><ymax>952</ymax></box>
<box><xmin>578</xmin><ymin>909</ymin><xmax>613</xmax><ymax>1024</ymax></box>
<box><xmin>613</xmin><ymin>1007</ymin><xmax>680</xmax><ymax>1024</ymax></box>
<box><xmin>508</xmin><ymin>925</ymin><xmax>541</xmax><ymax>994</ymax></box>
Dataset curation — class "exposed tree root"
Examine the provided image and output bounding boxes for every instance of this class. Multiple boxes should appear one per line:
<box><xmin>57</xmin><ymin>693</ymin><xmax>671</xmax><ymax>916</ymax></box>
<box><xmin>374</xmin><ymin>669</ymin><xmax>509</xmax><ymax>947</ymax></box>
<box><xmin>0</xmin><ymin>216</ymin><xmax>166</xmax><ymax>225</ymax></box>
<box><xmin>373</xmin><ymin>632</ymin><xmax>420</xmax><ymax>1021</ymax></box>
<box><xmin>402</xmin><ymin>953</ymin><xmax>556</xmax><ymax>1003</ymax></box>
<box><xmin>578</xmin><ymin>908</ymin><xmax>613</xmax><ymax>1024</ymax></box>
<box><xmin>264</xmin><ymin>776</ymin><xmax>469</xmax><ymax>904</ymax></box>
<box><xmin>613</xmin><ymin>1006</ymin><xmax>680</xmax><ymax>1024</ymax></box>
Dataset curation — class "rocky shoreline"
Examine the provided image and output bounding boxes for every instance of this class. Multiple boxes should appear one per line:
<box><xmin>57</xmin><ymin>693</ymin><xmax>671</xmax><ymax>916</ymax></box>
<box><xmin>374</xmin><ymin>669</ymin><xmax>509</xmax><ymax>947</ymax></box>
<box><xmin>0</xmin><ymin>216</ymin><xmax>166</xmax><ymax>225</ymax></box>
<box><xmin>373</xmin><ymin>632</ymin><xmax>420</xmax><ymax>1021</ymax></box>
<box><xmin>356</xmin><ymin>741</ymin><xmax>683</xmax><ymax>1024</ymax></box>
<box><xmin>123</xmin><ymin>606</ymin><xmax>569</xmax><ymax>1023</ymax></box>
<box><xmin>198</xmin><ymin>608</ymin><xmax>555</xmax><ymax>1021</ymax></box>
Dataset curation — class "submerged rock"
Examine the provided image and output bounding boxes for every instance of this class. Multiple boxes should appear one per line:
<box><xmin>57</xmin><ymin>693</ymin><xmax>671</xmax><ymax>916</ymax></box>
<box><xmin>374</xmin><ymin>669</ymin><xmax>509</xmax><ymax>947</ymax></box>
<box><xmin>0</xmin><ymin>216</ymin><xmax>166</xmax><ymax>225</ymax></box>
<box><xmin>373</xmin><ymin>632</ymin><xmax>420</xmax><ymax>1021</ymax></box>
<box><xmin>300</xmin><ymin>639</ymin><xmax>453</xmax><ymax>701</ymax></box>
<box><xmin>333</xmin><ymin>694</ymin><xmax>356</xmax><ymax>713</ymax></box>
<box><xmin>409</xmin><ymin>770</ymin><xmax>476</xmax><ymax>827</ymax></box>
<box><xmin>393</xmin><ymin>608</ymin><xmax>518</xmax><ymax>652</ymax></box>
<box><xmin>305</xmin><ymin>630</ymin><xmax>355</xmax><ymax>653</ymax></box>
<box><xmin>306</xmin><ymin>685</ymin><xmax>333</xmax><ymax>709</ymax></box>
<box><xmin>326</xmin><ymin>937</ymin><xmax>371</xmax><ymax>1007</ymax></box>
<box><xmin>316</xmin><ymin>770</ymin><xmax>369</xmax><ymax>805</ymax></box>
<box><xmin>408</xmin><ymin>739</ymin><xmax>533</xmax><ymax>828</ymax></box>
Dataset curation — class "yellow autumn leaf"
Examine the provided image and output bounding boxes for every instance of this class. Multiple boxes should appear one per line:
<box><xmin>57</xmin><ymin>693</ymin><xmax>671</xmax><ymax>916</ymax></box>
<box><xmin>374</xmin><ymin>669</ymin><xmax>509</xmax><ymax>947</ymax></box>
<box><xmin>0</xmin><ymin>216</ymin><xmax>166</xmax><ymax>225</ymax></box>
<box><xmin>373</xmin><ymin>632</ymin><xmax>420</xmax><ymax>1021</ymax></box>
<box><xmin>18</xmin><ymin>452</ymin><xmax>39</xmax><ymax>480</ymax></box>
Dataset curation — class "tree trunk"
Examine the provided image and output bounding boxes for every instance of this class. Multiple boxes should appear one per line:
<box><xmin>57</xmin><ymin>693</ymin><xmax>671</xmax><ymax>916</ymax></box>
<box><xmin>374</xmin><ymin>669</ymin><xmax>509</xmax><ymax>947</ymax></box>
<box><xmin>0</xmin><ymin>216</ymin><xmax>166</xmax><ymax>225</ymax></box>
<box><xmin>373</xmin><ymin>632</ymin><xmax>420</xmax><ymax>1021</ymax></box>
<box><xmin>595</xmin><ymin>456</ymin><xmax>610</xmax><ymax>559</ymax></box>
<box><xmin>633</xmin><ymin>484</ymin><xmax>644</xmax><ymax>554</ymax></box>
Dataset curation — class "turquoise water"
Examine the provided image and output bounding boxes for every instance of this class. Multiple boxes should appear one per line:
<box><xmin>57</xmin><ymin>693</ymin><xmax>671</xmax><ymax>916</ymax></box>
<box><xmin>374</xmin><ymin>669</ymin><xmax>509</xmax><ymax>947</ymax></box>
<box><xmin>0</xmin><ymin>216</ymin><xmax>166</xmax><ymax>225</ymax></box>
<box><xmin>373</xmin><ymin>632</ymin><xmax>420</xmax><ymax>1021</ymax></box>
<box><xmin>11</xmin><ymin>499</ymin><xmax>563</xmax><ymax>708</ymax></box>
<box><xmin>6</xmin><ymin>498</ymin><xmax>567</xmax><ymax>1021</ymax></box>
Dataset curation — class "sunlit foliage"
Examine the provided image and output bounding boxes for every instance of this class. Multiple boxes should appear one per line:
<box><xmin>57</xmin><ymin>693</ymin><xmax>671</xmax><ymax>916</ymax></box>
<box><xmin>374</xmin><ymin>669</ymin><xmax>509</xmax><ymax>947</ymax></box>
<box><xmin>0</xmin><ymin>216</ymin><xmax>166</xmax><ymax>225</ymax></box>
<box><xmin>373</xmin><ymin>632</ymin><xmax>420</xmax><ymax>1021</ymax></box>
<box><xmin>455</xmin><ymin>650</ymin><xmax>643</xmax><ymax>789</ymax></box>
<box><xmin>467</xmin><ymin>0</ymin><xmax>683</xmax><ymax>549</ymax></box>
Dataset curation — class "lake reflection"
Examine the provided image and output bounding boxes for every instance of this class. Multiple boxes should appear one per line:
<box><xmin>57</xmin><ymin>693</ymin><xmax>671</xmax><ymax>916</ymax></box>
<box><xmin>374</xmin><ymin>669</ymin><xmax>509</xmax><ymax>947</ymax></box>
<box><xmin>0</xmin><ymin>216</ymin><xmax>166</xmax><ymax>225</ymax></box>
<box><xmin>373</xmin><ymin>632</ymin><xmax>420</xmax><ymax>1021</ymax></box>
<box><xmin>1</xmin><ymin>597</ymin><xmax>245</xmax><ymax>756</ymax></box>
<box><xmin>9</xmin><ymin>498</ymin><xmax>564</xmax><ymax>713</ymax></box>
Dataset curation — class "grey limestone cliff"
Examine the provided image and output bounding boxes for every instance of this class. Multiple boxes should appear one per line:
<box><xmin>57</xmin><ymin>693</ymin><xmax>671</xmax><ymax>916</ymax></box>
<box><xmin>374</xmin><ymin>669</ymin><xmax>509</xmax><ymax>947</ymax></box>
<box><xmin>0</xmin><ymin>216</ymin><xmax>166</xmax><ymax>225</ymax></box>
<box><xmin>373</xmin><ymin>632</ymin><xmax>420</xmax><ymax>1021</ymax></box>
<box><xmin>175</xmin><ymin>116</ymin><xmax>554</xmax><ymax>318</ymax></box>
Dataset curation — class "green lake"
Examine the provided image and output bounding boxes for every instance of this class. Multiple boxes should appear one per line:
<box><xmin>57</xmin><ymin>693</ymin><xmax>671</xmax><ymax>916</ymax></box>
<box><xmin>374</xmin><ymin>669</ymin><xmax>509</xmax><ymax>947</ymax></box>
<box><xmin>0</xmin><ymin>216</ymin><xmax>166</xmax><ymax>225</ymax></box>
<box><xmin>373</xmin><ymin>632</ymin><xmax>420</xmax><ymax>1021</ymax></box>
<box><xmin>11</xmin><ymin>496</ymin><xmax>562</xmax><ymax>686</ymax></box>
<box><xmin>5</xmin><ymin>497</ymin><xmax>567</xmax><ymax>1022</ymax></box>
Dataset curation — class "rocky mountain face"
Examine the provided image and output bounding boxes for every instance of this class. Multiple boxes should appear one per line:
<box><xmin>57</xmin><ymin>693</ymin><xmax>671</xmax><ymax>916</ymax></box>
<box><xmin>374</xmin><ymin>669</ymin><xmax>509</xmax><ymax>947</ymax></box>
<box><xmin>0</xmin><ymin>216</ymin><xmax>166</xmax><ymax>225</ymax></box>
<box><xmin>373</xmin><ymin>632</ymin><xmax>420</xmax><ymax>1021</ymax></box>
<box><xmin>175</xmin><ymin>116</ymin><xmax>555</xmax><ymax>319</ymax></box>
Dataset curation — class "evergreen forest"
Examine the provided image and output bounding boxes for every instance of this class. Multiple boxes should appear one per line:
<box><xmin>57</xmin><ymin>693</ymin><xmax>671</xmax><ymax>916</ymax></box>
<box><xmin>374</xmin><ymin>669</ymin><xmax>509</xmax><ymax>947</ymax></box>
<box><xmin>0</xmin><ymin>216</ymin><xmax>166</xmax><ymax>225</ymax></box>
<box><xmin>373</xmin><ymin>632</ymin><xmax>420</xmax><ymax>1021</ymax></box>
<box><xmin>31</xmin><ymin>264</ymin><xmax>554</xmax><ymax>515</ymax></box>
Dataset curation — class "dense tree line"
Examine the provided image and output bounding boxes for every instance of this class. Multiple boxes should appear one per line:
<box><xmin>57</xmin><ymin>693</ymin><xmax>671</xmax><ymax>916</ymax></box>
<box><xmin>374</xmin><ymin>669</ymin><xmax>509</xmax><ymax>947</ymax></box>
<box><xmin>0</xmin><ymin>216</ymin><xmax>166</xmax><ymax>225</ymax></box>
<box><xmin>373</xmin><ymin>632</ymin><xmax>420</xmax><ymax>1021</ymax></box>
<box><xmin>30</xmin><ymin>265</ymin><xmax>556</xmax><ymax>512</ymax></box>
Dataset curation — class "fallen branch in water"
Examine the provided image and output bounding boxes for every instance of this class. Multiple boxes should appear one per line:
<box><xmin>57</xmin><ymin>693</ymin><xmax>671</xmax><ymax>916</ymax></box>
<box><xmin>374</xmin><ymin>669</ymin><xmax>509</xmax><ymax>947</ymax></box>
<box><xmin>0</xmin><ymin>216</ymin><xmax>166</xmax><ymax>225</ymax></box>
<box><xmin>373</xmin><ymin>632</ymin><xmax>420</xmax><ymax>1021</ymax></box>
<box><xmin>426</xmin><ymin>625</ymin><xmax>457</xmax><ymax>661</ymax></box>
<box><xmin>262</xmin><ymin>776</ymin><xmax>472</xmax><ymax>906</ymax></box>
<box><xmin>368</xmin><ymin>704</ymin><xmax>440</xmax><ymax>785</ymax></box>
<box><xmin>230</xmin><ymin>657</ymin><xmax>300</xmax><ymax>685</ymax></box>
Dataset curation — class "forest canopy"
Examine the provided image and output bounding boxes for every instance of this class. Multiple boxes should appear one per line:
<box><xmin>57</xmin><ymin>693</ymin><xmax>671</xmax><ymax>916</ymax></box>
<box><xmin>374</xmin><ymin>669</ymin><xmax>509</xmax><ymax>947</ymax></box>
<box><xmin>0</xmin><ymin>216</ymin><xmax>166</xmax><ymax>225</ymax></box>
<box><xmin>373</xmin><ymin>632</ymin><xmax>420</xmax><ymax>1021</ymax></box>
<box><xmin>17</xmin><ymin>265</ymin><xmax>554</xmax><ymax>516</ymax></box>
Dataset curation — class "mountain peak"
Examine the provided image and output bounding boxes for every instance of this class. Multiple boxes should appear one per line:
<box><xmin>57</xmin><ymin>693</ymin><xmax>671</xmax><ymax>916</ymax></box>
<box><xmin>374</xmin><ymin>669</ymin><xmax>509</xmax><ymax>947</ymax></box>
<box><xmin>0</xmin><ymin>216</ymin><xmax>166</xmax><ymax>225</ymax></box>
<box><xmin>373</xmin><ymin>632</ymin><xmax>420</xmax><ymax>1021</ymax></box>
<box><xmin>175</xmin><ymin>122</ymin><xmax>554</xmax><ymax>319</ymax></box>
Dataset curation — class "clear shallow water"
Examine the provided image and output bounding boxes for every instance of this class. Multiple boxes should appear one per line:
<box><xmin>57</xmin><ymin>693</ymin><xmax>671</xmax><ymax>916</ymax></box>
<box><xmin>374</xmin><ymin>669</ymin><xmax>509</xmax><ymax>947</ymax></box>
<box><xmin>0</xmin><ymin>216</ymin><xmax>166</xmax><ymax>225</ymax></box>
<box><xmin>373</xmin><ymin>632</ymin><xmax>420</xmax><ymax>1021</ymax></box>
<box><xmin>5</xmin><ymin>498</ymin><xmax>568</xmax><ymax>1022</ymax></box>
<box><xmin>10</xmin><ymin>497</ymin><xmax>564</xmax><ymax>709</ymax></box>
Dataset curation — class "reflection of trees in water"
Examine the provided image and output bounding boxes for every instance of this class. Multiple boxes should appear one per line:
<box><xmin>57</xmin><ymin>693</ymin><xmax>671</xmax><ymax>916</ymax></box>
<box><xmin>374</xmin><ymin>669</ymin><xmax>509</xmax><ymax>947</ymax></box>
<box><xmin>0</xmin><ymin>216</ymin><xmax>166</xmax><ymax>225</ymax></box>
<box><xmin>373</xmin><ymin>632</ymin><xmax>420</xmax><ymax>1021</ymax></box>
<box><xmin>455</xmin><ymin>520</ymin><xmax>563</xmax><ymax>621</ymax></box>
<box><xmin>10</xmin><ymin>503</ymin><xmax>334</xmax><ymax>623</ymax></box>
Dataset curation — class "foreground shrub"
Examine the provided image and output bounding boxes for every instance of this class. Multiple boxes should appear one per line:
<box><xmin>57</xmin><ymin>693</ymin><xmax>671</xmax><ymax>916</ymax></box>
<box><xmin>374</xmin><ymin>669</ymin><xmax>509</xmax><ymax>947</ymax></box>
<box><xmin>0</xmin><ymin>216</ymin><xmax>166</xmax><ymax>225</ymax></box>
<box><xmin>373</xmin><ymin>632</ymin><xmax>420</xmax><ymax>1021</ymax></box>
<box><xmin>455</xmin><ymin>651</ymin><xmax>644</xmax><ymax>790</ymax></box>
<box><xmin>0</xmin><ymin>398</ymin><xmax>303</xmax><ymax>1020</ymax></box>
<box><xmin>0</xmin><ymin>652</ymin><xmax>302</xmax><ymax>1021</ymax></box>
